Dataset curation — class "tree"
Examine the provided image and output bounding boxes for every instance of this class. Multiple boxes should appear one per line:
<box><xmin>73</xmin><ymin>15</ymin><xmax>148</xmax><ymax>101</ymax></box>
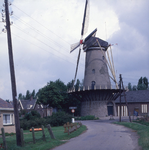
<box><xmin>25</xmin><ymin>90</ymin><xmax>31</xmax><ymax>99</ymax></box>
<box><xmin>137</xmin><ymin>77</ymin><xmax>148</xmax><ymax>90</ymax></box>
<box><xmin>18</xmin><ymin>93</ymin><xmax>23</xmax><ymax>100</ymax></box>
<box><xmin>128</xmin><ymin>82</ymin><xmax>132</xmax><ymax>91</ymax></box>
<box><xmin>37</xmin><ymin>79</ymin><xmax>67</xmax><ymax>109</ymax></box>
<box><xmin>132</xmin><ymin>85</ymin><xmax>137</xmax><ymax>91</ymax></box>
<box><xmin>31</xmin><ymin>89</ymin><xmax>36</xmax><ymax>99</ymax></box>
<box><xmin>5</xmin><ymin>99</ymin><xmax>10</xmax><ymax>103</ymax></box>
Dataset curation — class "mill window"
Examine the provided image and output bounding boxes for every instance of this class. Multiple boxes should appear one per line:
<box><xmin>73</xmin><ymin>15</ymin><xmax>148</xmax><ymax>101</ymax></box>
<box><xmin>92</xmin><ymin>69</ymin><xmax>95</xmax><ymax>74</ymax></box>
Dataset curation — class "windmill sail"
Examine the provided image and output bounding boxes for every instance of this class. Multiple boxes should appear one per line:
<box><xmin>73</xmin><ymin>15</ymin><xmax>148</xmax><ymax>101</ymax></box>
<box><xmin>70</xmin><ymin>42</ymin><xmax>80</xmax><ymax>53</ymax></box>
<box><xmin>81</xmin><ymin>0</ymin><xmax>89</xmax><ymax>36</ymax></box>
<box><xmin>72</xmin><ymin>0</ymin><xmax>90</xmax><ymax>88</ymax></box>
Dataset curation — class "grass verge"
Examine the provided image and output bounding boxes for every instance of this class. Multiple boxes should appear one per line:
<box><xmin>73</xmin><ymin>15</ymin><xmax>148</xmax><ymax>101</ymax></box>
<box><xmin>0</xmin><ymin>125</ymin><xmax>87</xmax><ymax>150</ymax></box>
<box><xmin>114</xmin><ymin>122</ymin><xmax>149</xmax><ymax>150</ymax></box>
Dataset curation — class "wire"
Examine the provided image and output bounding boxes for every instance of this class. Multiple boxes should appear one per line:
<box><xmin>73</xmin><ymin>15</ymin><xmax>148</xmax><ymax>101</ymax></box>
<box><xmin>12</xmin><ymin>23</ymin><xmax>84</xmax><ymax>65</ymax></box>
<box><xmin>12</xmin><ymin>4</ymin><xmax>71</xmax><ymax>45</ymax></box>
<box><xmin>12</xmin><ymin>14</ymin><xmax>69</xmax><ymax>51</ymax></box>
<box><xmin>11</xmin><ymin>32</ymin><xmax>84</xmax><ymax>69</ymax></box>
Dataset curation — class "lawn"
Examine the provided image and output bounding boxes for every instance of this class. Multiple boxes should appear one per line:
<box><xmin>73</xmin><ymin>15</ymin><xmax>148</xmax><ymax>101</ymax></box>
<box><xmin>0</xmin><ymin>125</ymin><xmax>87</xmax><ymax>150</ymax></box>
<box><xmin>114</xmin><ymin>122</ymin><xmax>149</xmax><ymax>150</ymax></box>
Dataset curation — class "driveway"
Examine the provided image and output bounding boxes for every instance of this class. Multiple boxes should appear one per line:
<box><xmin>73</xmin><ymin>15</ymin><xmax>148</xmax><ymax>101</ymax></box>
<box><xmin>53</xmin><ymin>120</ymin><xmax>142</xmax><ymax>150</ymax></box>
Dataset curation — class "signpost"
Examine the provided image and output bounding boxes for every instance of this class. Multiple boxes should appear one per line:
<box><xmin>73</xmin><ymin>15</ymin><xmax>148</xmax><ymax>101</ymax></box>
<box><xmin>69</xmin><ymin>107</ymin><xmax>77</xmax><ymax>123</ymax></box>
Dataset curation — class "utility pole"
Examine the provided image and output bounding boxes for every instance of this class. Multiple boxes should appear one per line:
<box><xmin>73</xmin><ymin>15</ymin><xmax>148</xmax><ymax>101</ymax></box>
<box><xmin>119</xmin><ymin>74</ymin><xmax>122</xmax><ymax>122</ymax></box>
<box><xmin>5</xmin><ymin>0</ymin><xmax>22</xmax><ymax>146</ymax></box>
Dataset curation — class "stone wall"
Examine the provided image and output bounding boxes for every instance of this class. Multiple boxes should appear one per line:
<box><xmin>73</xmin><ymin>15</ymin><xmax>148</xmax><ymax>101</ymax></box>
<box><xmin>81</xmin><ymin>100</ymin><xmax>116</xmax><ymax>117</ymax></box>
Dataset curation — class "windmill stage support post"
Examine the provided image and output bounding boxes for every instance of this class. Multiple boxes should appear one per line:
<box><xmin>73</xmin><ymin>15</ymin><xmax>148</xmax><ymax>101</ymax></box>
<box><xmin>1</xmin><ymin>128</ymin><xmax>7</xmax><ymax>150</ymax></box>
<box><xmin>4</xmin><ymin>0</ymin><xmax>22</xmax><ymax>146</ymax></box>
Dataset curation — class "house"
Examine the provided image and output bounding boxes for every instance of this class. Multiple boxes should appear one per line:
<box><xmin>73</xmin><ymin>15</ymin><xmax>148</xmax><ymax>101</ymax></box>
<box><xmin>115</xmin><ymin>90</ymin><xmax>149</xmax><ymax>116</ymax></box>
<box><xmin>0</xmin><ymin>98</ymin><xmax>15</xmax><ymax>133</ymax></box>
<box><xmin>18</xmin><ymin>98</ymin><xmax>53</xmax><ymax>117</ymax></box>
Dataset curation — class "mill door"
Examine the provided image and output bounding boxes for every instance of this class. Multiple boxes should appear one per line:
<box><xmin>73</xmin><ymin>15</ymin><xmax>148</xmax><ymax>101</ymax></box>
<box><xmin>107</xmin><ymin>102</ymin><xmax>113</xmax><ymax>116</ymax></box>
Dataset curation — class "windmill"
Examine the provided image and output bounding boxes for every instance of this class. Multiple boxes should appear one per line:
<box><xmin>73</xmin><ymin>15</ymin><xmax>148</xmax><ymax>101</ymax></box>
<box><xmin>69</xmin><ymin>0</ymin><xmax>120</xmax><ymax>117</ymax></box>
<box><xmin>71</xmin><ymin>0</ymin><xmax>118</xmax><ymax>90</ymax></box>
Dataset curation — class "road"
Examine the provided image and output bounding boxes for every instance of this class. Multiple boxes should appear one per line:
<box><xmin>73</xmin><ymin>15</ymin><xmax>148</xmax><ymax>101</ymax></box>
<box><xmin>53</xmin><ymin>120</ymin><xmax>142</xmax><ymax>150</ymax></box>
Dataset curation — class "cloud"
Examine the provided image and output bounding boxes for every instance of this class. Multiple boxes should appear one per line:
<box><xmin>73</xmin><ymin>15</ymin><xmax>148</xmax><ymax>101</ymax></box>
<box><xmin>0</xmin><ymin>0</ymin><xmax>148</xmax><ymax>100</ymax></box>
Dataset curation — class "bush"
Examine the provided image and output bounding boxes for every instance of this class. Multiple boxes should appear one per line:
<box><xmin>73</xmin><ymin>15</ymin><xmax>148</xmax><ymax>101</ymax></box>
<box><xmin>75</xmin><ymin>115</ymin><xmax>98</xmax><ymax>120</ymax></box>
<box><xmin>46</xmin><ymin>111</ymin><xmax>72</xmax><ymax>126</ymax></box>
<box><xmin>23</xmin><ymin>110</ymin><xmax>41</xmax><ymax>121</ymax></box>
<box><xmin>20</xmin><ymin>111</ymin><xmax>72</xmax><ymax>130</ymax></box>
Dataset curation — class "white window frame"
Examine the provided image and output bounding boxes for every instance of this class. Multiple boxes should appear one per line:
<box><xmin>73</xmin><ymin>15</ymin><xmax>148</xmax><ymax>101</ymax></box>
<box><xmin>141</xmin><ymin>104</ymin><xmax>147</xmax><ymax>113</ymax></box>
<box><xmin>3</xmin><ymin>113</ymin><xmax>14</xmax><ymax>125</ymax></box>
<box><xmin>118</xmin><ymin>106</ymin><xmax>128</xmax><ymax>116</ymax></box>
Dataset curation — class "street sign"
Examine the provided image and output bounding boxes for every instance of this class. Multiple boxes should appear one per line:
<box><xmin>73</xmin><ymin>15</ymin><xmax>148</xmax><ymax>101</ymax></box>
<box><xmin>71</xmin><ymin>109</ymin><xmax>75</xmax><ymax>113</ymax></box>
<box><xmin>69</xmin><ymin>107</ymin><xmax>77</xmax><ymax>109</ymax></box>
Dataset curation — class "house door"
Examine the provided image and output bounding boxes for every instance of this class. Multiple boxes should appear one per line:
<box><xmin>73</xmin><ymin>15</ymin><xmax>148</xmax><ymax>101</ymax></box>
<box><xmin>107</xmin><ymin>102</ymin><xmax>113</xmax><ymax>116</ymax></box>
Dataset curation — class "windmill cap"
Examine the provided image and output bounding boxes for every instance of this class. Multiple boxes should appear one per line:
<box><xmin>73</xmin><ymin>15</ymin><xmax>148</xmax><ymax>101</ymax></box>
<box><xmin>83</xmin><ymin>37</ymin><xmax>109</xmax><ymax>51</ymax></box>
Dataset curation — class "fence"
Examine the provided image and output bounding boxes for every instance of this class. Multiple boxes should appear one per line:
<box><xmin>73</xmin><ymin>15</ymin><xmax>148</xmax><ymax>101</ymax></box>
<box><xmin>0</xmin><ymin>124</ymin><xmax>55</xmax><ymax>150</ymax></box>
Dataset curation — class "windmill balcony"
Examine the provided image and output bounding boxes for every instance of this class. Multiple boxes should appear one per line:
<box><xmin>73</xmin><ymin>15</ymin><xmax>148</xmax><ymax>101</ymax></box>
<box><xmin>67</xmin><ymin>84</ymin><xmax>122</xmax><ymax>93</ymax></box>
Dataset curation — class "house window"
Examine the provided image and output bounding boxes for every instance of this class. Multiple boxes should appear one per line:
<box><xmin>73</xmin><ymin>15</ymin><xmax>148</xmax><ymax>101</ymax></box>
<box><xmin>141</xmin><ymin>104</ymin><xmax>147</xmax><ymax>113</ymax></box>
<box><xmin>3</xmin><ymin>114</ymin><xmax>13</xmax><ymax>125</ymax></box>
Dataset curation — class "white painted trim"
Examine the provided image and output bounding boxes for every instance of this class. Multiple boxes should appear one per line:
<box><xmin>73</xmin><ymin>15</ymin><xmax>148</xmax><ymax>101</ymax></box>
<box><xmin>19</xmin><ymin>99</ymin><xmax>24</xmax><ymax>109</ymax></box>
<box><xmin>33</xmin><ymin>99</ymin><xmax>37</xmax><ymax>109</ymax></box>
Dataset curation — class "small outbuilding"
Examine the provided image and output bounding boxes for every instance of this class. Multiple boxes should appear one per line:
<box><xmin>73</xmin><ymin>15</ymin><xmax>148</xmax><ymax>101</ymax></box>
<box><xmin>115</xmin><ymin>90</ymin><xmax>149</xmax><ymax>116</ymax></box>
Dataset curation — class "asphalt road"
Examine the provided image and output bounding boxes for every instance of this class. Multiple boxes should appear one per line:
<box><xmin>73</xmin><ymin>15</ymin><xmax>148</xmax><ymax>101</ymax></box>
<box><xmin>53</xmin><ymin>120</ymin><xmax>142</xmax><ymax>150</ymax></box>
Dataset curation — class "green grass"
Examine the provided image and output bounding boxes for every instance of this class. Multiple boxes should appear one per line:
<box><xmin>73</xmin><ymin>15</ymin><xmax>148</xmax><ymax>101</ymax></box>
<box><xmin>114</xmin><ymin>122</ymin><xmax>149</xmax><ymax>150</ymax></box>
<box><xmin>0</xmin><ymin>125</ymin><xmax>87</xmax><ymax>150</ymax></box>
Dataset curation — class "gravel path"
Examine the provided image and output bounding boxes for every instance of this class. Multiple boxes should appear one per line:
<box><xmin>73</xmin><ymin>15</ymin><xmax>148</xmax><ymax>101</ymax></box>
<box><xmin>53</xmin><ymin>120</ymin><xmax>142</xmax><ymax>150</ymax></box>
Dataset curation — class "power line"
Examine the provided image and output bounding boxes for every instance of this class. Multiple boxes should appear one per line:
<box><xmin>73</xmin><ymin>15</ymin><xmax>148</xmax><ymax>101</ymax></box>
<box><xmin>11</xmin><ymin>32</ymin><xmax>84</xmax><ymax>69</ymax></box>
<box><xmin>12</xmin><ymin>24</ymin><xmax>84</xmax><ymax>65</ymax></box>
<box><xmin>12</xmin><ymin>14</ymin><xmax>69</xmax><ymax>52</ymax></box>
<box><xmin>12</xmin><ymin>4</ymin><xmax>71</xmax><ymax>45</ymax></box>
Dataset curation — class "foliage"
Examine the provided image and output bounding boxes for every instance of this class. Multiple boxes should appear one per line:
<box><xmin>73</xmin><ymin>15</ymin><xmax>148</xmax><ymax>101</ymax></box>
<box><xmin>132</xmin><ymin>85</ymin><xmax>137</xmax><ymax>91</ymax></box>
<box><xmin>114</xmin><ymin>122</ymin><xmax>149</xmax><ymax>149</ymax></box>
<box><xmin>137</xmin><ymin>77</ymin><xmax>148</xmax><ymax>90</ymax></box>
<box><xmin>128</xmin><ymin>82</ymin><xmax>132</xmax><ymax>91</ymax></box>
<box><xmin>23</xmin><ymin>110</ymin><xmax>41</xmax><ymax>121</ymax></box>
<box><xmin>37</xmin><ymin>79</ymin><xmax>67</xmax><ymax>109</ymax></box>
<box><xmin>18</xmin><ymin>89</ymin><xmax>37</xmax><ymax>100</ymax></box>
<box><xmin>75</xmin><ymin>115</ymin><xmax>99</xmax><ymax>120</ymax></box>
<box><xmin>0</xmin><ymin>125</ymin><xmax>87</xmax><ymax>150</ymax></box>
<box><xmin>47</xmin><ymin>111</ymin><xmax>72</xmax><ymax>126</ymax></box>
<box><xmin>37</xmin><ymin>79</ymin><xmax>82</xmax><ymax>116</ymax></box>
<box><xmin>5</xmin><ymin>99</ymin><xmax>10</xmax><ymax>103</ymax></box>
<box><xmin>20</xmin><ymin>111</ymin><xmax>72</xmax><ymax>130</ymax></box>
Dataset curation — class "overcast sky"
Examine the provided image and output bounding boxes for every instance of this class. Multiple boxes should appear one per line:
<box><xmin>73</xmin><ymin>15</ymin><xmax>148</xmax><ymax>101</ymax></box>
<box><xmin>0</xmin><ymin>0</ymin><xmax>149</xmax><ymax>100</ymax></box>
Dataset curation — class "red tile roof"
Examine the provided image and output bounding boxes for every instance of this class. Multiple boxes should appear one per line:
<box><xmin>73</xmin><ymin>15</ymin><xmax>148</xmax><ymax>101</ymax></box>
<box><xmin>0</xmin><ymin>98</ymin><xmax>13</xmax><ymax>109</ymax></box>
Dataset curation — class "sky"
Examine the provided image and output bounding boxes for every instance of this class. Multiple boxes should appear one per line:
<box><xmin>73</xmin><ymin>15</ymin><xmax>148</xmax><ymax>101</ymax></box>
<box><xmin>0</xmin><ymin>0</ymin><xmax>149</xmax><ymax>100</ymax></box>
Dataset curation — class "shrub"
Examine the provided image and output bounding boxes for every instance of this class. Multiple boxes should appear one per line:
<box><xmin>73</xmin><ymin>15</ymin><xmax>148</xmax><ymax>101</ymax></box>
<box><xmin>20</xmin><ymin>111</ymin><xmax>72</xmax><ymax>129</ymax></box>
<box><xmin>46</xmin><ymin>111</ymin><xmax>72</xmax><ymax>126</ymax></box>
<box><xmin>23</xmin><ymin>110</ymin><xmax>41</xmax><ymax>121</ymax></box>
